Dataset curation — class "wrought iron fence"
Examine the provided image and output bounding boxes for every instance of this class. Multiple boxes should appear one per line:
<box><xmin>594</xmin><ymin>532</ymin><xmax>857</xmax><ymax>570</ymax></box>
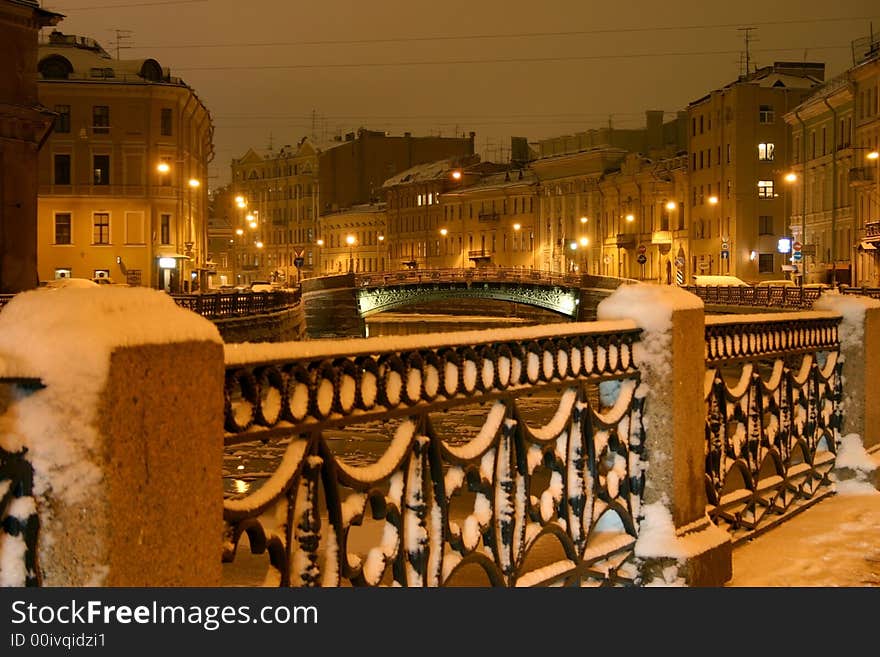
<box><xmin>683</xmin><ymin>285</ymin><xmax>822</xmax><ymax>309</ymax></box>
<box><xmin>0</xmin><ymin>377</ymin><xmax>45</xmax><ymax>587</ymax></box>
<box><xmin>703</xmin><ymin>313</ymin><xmax>842</xmax><ymax>544</ymax></box>
<box><xmin>221</xmin><ymin>323</ymin><xmax>648</xmax><ymax>587</ymax></box>
<box><xmin>172</xmin><ymin>289</ymin><xmax>301</xmax><ymax>318</ymax></box>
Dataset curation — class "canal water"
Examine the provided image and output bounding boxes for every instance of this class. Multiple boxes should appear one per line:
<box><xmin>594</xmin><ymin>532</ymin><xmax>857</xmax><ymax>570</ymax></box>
<box><xmin>223</xmin><ymin>310</ymin><xmax>561</xmax><ymax>498</ymax></box>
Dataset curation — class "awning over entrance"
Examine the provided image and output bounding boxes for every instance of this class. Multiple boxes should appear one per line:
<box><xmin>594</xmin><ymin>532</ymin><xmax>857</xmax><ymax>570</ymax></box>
<box><xmin>859</xmin><ymin>241</ymin><xmax>877</xmax><ymax>251</ymax></box>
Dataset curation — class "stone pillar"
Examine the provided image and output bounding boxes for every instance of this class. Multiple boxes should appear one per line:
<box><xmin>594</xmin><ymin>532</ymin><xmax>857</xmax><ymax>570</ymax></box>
<box><xmin>0</xmin><ymin>288</ymin><xmax>225</xmax><ymax>586</ymax></box>
<box><xmin>597</xmin><ymin>284</ymin><xmax>732</xmax><ymax>586</ymax></box>
<box><xmin>814</xmin><ymin>293</ymin><xmax>880</xmax><ymax>487</ymax></box>
<box><xmin>301</xmin><ymin>272</ymin><xmax>365</xmax><ymax>339</ymax></box>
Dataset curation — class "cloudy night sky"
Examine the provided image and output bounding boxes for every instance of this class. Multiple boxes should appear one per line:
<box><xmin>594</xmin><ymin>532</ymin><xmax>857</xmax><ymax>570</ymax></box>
<box><xmin>40</xmin><ymin>0</ymin><xmax>880</xmax><ymax>188</ymax></box>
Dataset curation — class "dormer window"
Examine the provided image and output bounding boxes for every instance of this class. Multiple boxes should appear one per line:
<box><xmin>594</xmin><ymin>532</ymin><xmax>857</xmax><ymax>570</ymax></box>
<box><xmin>38</xmin><ymin>55</ymin><xmax>73</xmax><ymax>80</ymax></box>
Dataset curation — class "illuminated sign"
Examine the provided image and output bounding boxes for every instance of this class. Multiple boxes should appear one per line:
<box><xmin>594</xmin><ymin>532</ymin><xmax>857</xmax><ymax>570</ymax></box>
<box><xmin>777</xmin><ymin>238</ymin><xmax>792</xmax><ymax>254</ymax></box>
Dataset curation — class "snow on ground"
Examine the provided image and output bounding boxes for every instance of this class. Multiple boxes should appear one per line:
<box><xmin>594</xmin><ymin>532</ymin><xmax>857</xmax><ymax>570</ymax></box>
<box><xmin>728</xmin><ymin>450</ymin><xmax>880</xmax><ymax>587</ymax></box>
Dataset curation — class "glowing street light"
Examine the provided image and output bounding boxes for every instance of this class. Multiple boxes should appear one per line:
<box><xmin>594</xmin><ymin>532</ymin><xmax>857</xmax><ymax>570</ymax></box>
<box><xmin>708</xmin><ymin>195</ymin><xmax>719</xmax><ymax>205</ymax></box>
<box><xmin>580</xmin><ymin>216</ymin><xmax>588</xmax><ymax>224</ymax></box>
<box><xmin>451</xmin><ymin>170</ymin><xmax>462</xmax><ymax>181</ymax></box>
<box><xmin>665</xmin><ymin>201</ymin><xmax>676</xmax><ymax>211</ymax></box>
<box><xmin>235</xmin><ymin>228</ymin><xmax>244</xmax><ymax>236</ymax></box>
<box><xmin>317</xmin><ymin>238</ymin><xmax>324</xmax><ymax>246</ymax></box>
<box><xmin>440</xmin><ymin>227</ymin><xmax>448</xmax><ymax>236</ymax></box>
<box><xmin>785</xmin><ymin>172</ymin><xmax>798</xmax><ymax>183</ymax></box>
<box><xmin>346</xmin><ymin>234</ymin><xmax>356</xmax><ymax>272</ymax></box>
<box><xmin>625</xmin><ymin>213</ymin><xmax>635</xmax><ymax>222</ymax></box>
<box><xmin>156</xmin><ymin>162</ymin><xmax>170</xmax><ymax>174</ymax></box>
<box><xmin>188</xmin><ymin>178</ymin><xmax>200</xmax><ymax>188</ymax></box>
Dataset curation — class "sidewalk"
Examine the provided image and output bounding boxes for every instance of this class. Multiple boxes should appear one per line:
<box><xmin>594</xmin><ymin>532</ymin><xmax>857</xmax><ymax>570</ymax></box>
<box><xmin>727</xmin><ymin>452</ymin><xmax>880</xmax><ymax>587</ymax></box>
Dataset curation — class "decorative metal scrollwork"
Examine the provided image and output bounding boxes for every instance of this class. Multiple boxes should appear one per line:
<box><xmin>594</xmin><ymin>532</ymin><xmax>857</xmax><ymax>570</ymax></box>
<box><xmin>222</xmin><ymin>325</ymin><xmax>647</xmax><ymax>587</ymax></box>
<box><xmin>0</xmin><ymin>446</ymin><xmax>40</xmax><ymax>586</ymax></box>
<box><xmin>703</xmin><ymin>316</ymin><xmax>842</xmax><ymax>542</ymax></box>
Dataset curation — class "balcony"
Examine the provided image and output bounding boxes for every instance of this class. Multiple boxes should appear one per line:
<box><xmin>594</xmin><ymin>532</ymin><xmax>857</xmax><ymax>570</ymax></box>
<box><xmin>849</xmin><ymin>167</ymin><xmax>875</xmax><ymax>187</ymax></box>
<box><xmin>615</xmin><ymin>233</ymin><xmax>636</xmax><ymax>247</ymax></box>
<box><xmin>865</xmin><ymin>222</ymin><xmax>880</xmax><ymax>241</ymax></box>
<box><xmin>468</xmin><ymin>249</ymin><xmax>493</xmax><ymax>261</ymax></box>
<box><xmin>651</xmin><ymin>230</ymin><xmax>673</xmax><ymax>245</ymax></box>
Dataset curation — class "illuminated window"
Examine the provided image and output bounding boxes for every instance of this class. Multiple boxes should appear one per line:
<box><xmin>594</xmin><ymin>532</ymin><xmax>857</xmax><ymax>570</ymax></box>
<box><xmin>758</xmin><ymin>143</ymin><xmax>775</xmax><ymax>161</ymax></box>
<box><xmin>757</xmin><ymin>180</ymin><xmax>775</xmax><ymax>199</ymax></box>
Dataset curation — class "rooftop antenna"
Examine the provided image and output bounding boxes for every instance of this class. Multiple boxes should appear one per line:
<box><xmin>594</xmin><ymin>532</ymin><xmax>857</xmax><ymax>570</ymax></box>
<box><xmin>738</xmin><ymin>26</ymin><xmax>756</xmax><ymax>76</ymax></box>
<box><xmin>109</xmin><ymin>29</ymin><xmax>133</xmax><ymax>59</ymax></box>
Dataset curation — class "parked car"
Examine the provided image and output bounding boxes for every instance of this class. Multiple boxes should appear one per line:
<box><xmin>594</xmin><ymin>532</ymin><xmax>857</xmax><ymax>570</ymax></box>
<box><xmin>43</xmin><ymin>277</ymin><xmax>100</xmax><ymax>289</ymax></box>
<box><xmin>691</xmin><ymin>275</ymin><xmax>750</xmax><ymax>287</ymax></box>
<box><xmin>755</xmin><ymin>279</ymin><xmax>796</xmax><ymax>288</ymax></box>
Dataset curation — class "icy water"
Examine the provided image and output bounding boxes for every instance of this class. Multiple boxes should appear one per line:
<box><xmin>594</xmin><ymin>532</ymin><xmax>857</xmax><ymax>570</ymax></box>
<box><xmin>224</xmin><ymin>311</ymin><xmax>562</xmax><ymax>498</ymax></box>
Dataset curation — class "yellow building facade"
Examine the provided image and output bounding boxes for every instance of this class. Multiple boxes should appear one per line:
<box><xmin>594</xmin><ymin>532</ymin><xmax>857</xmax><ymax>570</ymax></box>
<box><xmin>36</xmin><ymin>31</ymin><xmax>213</xmax><ymax>291</ymax></box>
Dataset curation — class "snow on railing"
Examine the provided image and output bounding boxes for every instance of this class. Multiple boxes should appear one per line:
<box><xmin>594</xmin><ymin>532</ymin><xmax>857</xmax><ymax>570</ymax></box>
<box><xmin>702</xmin><ymin>313</ymin><xmax>843</xmax><ymax>544</ymax></box>
<box><xmin>221</xmin><ymin>321</ymin><xmax>649</xmax><ymax>587</ymax></box>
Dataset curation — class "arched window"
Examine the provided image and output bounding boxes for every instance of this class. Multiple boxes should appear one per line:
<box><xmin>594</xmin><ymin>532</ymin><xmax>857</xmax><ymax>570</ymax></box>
<box><xmin>38</xmin><ymin>55</ymin><xmax>73</xmax><ymax>80</ymax></box>
<box><xmin>139</xmin><ymin>59</ymin><xmax>163</xmax><ymax>82</ymax></box>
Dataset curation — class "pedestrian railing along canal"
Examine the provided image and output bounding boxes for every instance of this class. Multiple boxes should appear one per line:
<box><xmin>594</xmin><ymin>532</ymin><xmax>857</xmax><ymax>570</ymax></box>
<box><xmin>221</xmin><ymin>323</ymin><xmax>648</xmax><ymax>587</ymax></box>
<box><xmin>703</xmin><ymin>312</ymin><xmax>842</xmax><ymax>542</ymax></box>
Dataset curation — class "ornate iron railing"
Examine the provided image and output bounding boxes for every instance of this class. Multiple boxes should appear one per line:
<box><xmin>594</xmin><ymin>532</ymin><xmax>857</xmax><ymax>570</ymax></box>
<box><xmin>221</xmin><ymin>323</ymin><xmax>648</xmax><ymax>587</ymax></box>
<box><xmin>840</xmin><ymin>287</ymin><xmax>880</xmax><ymax>299</ymax></box>
<box><xmin>172</xmin><ymin>289</ymin><xmax>301</xmax><ymax>318</ymax></box>
<box><xmin>703</xmin><ymin>312</ymin><xmax>842</xmax><ymax>544</ymax></box>
<box><xmin>683</xmin><ymin>285</ymin><xmax>822</xmax><ymax>309</ymax></box>
<box><xmin>0</xmin><ymin>377</ymin><xmax>45</xmax><ymax>587</ymax></box>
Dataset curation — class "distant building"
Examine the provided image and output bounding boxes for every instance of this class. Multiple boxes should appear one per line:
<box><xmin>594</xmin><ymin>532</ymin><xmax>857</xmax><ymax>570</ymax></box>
<box><xmin>0</xmin><ymin>0</ymin><xmax>63</xmax><ymax>293</ymax></box>
<box><xmin>227</xmin><ymin>128</ymin><xmax>475</xmax><ymax>283</ymax></box>
<box><xmin>319</xmin><ymin>204</ymin><xmax>386</xmax><ymax>275</ymax></box>
<box><xmin>784</xmin><ymin>36</ymin><xmax>880</xmax><ymax>286</ymax></box>
<box><xmin>688</xmin><ymin>61</ymin><xmax>825</xmax><ymax>283</ymax></box>
<box><xmin>36</xmin><ymin>30</ymin><xmax>213</xmax><ymax>291</ymax></box>
<box><xmin>533</xmin><ymin>110</ymin><xmax>687</xmax><ymax>160</ymax></box>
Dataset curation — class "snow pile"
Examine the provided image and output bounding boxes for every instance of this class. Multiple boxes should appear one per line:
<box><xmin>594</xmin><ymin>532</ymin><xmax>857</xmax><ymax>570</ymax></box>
<box><xmin>0</xmin><ymin>287</ymin><xmax>221</xmax><ymax>583</ymax></box>
<box><xmin>833</xmin><ymin>433</ymin><xmax>879</xmax><ymax>495</ymax></box>
<box><xmin>597</xmin><ymin>283</ymin><xmax>702</xmax><ymax>378</ymax></box>
<box><xmin>813</xmin><ymin>291</ymin><xmax>880</xmax><ymax>353</ymax></box>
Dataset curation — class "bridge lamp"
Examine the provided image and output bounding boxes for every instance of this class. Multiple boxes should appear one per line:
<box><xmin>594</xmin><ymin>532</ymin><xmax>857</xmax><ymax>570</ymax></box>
<box><xmin>346</xmin><ymin>234</ymin><xmax>356</xmax><ymax>273</ymax></box>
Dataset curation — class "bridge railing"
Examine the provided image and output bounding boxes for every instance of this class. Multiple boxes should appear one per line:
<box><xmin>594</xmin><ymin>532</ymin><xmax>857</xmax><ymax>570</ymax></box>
<box><xmin>682</xmin><ymin>284</ymin><xmax>823</xmax><ymax>308</ymax></box>
<box><xmin>2</xmin><ymin>286</ymin><xmax>878</xmax><ymax>587</ymax></box>
<box><xmin>220</xmin><ymin>322</ymin><xmax>651</xmax><ymax>587</ymax></box>
<box><xmin>702</xmin><ymin>312</ymin><xmax>843</xmax><ymax>542</ymax></box>
<box><xmin>171</xmin><ymin>289</ymin><xmax>302</xmax><ymax>318</ymax></box>
<box><xmin>355</xmin><ymin>268</ymin><xmax>583</xmax><ymax>288</ymax></box>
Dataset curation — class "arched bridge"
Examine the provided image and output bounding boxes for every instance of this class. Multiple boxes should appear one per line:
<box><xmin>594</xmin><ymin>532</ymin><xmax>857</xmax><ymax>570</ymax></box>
<box><xmin>356</xmin><ymin>269</ymin><xmax>589</xmax><ymax>318</ymax></box>
<box><xmin>300</xmin><ymin>270</ymin><xmax>634</xmax><ymax>339</ymax></box>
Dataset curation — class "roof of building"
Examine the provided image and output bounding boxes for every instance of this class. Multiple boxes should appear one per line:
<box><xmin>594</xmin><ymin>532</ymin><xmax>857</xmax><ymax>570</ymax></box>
<box><xmin>38</xmin><ymin>31</ymin><xmax>175</xmax><ymax>84</ymax></box>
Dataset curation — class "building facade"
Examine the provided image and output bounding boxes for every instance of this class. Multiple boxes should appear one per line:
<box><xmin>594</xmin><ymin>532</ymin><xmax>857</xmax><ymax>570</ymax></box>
<box><xmin>0</xmin><ymin>0</ymin><xmax>62</xmax><ymax>293</ymax></box>
<box><xmin>688</xmin><ymin>62</ymin><xmax>825</xmax><ymax>283</ymax></box>
<box><xmin>319</xmin><ymin>204</ymin><xmax>386</xmax><ymax>275</ymax></box>
<box><xmin>225</xmin><ymin>129</ymin><xmax>476</xmax><ymax>285</ymax></box>
<box><xmin>784</xmin><ymin>38</ymin><xmax>880</xmax><ymax>286</ymax></box>
<box><xmin>36</xmin><ymin>30</ymin><xmax>213</xmax><ymax>291</ymax></box>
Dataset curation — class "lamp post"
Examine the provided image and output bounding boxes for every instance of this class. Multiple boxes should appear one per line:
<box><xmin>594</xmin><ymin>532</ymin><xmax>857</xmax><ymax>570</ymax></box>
<box><xmin>783</xmin><ymin>172</ymin><xmax>800</xmax><ymax>284</ymax></box>
<box><xmin>346</xmin><ymin>234</ymin><xmax>356</xmax><ymax>273</ymax></box>
<box><xmin>439</xmin><ymin>227</ymin><xmax>448</xmax><ymax>268</ymax></box>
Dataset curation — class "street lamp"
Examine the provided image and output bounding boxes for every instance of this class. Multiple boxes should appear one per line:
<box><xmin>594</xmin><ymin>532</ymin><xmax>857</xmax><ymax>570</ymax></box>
<box><xmin>346</xmin><ymin>234</ymin><xmax>356</xmax><ymax>273</ymax></box>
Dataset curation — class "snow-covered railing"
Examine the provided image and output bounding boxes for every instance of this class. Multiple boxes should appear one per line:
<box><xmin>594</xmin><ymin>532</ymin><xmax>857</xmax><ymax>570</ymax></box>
<box><xmin>172</xmin><ymin>289</ymin><xmax>301</xmax><ymax>318</ymax></box>
<box><xmin>683</xmin><ymin>285</ymin><xmax>822</xmax><ymax>309</ymax></box>
<box><xmin>221</xmin><ymin>322</ymin><xmax>650</xmax><ymax>587</ymax></box>
<box><xmin>703</xmin><ymin>311</ymin><xmax>843</xmax><ymax>542</ymax></box>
